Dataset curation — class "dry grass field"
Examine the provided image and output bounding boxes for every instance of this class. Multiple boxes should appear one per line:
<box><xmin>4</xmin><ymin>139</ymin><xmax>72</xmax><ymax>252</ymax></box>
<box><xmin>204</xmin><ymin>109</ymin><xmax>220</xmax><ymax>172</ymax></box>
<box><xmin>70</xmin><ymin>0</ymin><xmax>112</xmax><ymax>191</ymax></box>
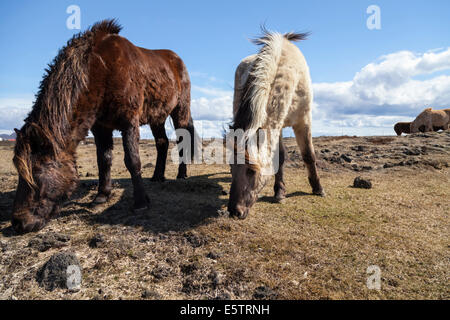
<box><xmin>0</xmin><ymin>131</ymin><xmax>449</xmax><ymax>300</ymax></box>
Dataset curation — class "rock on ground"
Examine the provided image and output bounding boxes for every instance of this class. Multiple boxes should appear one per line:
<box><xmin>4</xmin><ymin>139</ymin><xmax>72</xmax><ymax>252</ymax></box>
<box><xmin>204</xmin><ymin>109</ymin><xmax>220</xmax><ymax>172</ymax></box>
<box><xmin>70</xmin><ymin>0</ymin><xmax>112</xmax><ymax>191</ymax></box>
<box><xmin>36</xmin><ymin>251</ymin><xmax>81</xmax><ymax>291</ymax></box>
<box><xmin>353</xmin><ymin>177</ymin><xmax>373</xmax><ymax>189</ymax></box>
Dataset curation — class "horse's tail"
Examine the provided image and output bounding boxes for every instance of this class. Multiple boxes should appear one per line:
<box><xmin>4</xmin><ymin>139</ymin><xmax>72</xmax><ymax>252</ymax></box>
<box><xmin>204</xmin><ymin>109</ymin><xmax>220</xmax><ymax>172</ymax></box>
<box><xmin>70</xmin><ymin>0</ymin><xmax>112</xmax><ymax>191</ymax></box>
<box><xmin>235</xmin><ymin>29</ymin><xmax>309</xmax><ymax>132</ymax></box>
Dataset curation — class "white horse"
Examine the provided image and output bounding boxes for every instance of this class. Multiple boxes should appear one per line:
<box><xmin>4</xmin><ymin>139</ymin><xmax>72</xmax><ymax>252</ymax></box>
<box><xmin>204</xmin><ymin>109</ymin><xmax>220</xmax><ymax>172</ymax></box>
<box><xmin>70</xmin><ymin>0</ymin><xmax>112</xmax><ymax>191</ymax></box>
<box><xmin>228</xmin><ymin>29</ymin><xmax>324</xmax><ymax>219</ymax></box>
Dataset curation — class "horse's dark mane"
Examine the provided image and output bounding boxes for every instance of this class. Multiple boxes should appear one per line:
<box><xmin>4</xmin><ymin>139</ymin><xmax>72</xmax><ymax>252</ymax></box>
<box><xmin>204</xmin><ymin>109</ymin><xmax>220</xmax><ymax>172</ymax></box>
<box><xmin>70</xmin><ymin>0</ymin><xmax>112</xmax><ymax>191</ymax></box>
<box><xmin>15</xmin><ymin>19</ymin><xmax>121</xmax><ymax>188</ymax></box>
<box><xmin>90</xmin><ymin>19</ymin><xmax>122</xmax><ymax>34</ymax></box>
<box><xmin>25</xmin><ymin>19</ymin><xmax>122</xmax><ymax>149</ymax></box>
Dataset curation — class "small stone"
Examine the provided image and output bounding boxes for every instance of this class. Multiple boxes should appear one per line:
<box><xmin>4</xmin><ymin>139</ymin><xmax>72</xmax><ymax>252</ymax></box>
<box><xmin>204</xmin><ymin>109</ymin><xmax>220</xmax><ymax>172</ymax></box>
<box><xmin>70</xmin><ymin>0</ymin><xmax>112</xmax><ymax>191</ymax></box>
<box><xmin>184</xmin><ymin>232</ymin><xmax>208</xmax><ymax>248</ymax></box>
<box><xmin>290</xmin><ymin>280</ymin><xmax>299</xmax><ymax>286</ymax></box>
<box><xmin>180</xmin><ymin>262</ymin><xmax>200</xmax><ymax>275</ymax></box>
<box><xmin>253</xmin><ymin>286</ymin><xmax>278</xmax><ymax>300</ymax></box>
<box><xmin>209</xmin><ymin>271</ymin><xmax>223</xmax><ymax>288</ymax></box>
<box><xmin>88</xmin><ymin>234</ymin><xmax>105</xmax><ymax>248</ymax></box>
<box><xmin>142</xmin><ymin>289</ymin><xmax>162</xmax><ymax>299</ymax></box>
<box><xmin>206</xmin><ymin>251</ymin><xmax>223</xmax><ymax>260</ymax></box>
<box><xmin>0</xmin><ymin>241</ymin><xmax>8</xmax><ymax>252</ymax></box>
<box><xmin>151</xmin><ymin>265</ymin><xmax>173</xmax><ymax>280</ymax></box>
<box><xmin>213</xmin><ymin>292</ymin><xmax>231</xmax><ymax>300</ymax></box>
<box><xmin>36</xmin><ymin>251</ymin><xmax>82</xmax><ymax>291</ymax></box>
<box><xmin>217</xmin><ymin>209</ymin><xmax>230</xmax><ymax>217</ymax></box>
<box><xmin>340</xmin><ymin>154</ymin><xmax>352</xmax><ymax>163</ymax></box>
<box><xmin>181</xmin><ymin>278</ymin><xmax>200</xmax><ymax>295</ymax></box>
<box><xmin>353</xmin><ymin>177</ymin><xmax>372</xmax><ymax>189</ymax></box>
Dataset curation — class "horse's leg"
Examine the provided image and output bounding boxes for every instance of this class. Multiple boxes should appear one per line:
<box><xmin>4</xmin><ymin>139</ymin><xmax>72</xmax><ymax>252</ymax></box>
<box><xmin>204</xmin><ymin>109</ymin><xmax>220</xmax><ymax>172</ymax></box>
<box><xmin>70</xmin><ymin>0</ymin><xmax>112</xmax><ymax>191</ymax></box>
<box><xmin>122</xmin><ymin>123</ymin><xmax>150</xmax><ymax>210</ymax></box>
<box><xmin>150</xmin><ymin>122</ymin><xmax>168</xmax><ymax>182</ymax></box>
<box><xmin>293</xmin><ymin>122</ymin><xmax>325</xmax><ymax>196</ymax></box>
<box><xmin>274</xmin><ymin>132</ymin><xmax>286</xmax><ymax>202</ymax></box>
<box><xmin>171</xmin><ymin>106</ymin><xmax>195</xmax><ymax>179</ymax></box>
<box><xmin>92</xmin><ymin>123</ymin><xmax>114</xmax><ymax>204</ymax></box>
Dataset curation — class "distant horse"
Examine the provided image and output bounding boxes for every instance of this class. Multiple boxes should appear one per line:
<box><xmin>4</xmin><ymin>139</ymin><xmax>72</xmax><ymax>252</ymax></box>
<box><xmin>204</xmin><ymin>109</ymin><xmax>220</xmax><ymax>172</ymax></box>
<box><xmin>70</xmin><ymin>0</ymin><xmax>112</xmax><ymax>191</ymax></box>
<box><xmin>410</xmin><ymin>108</ymin><xmax>450</xmax><ymax>133</ymax></box>
<box><xmin>12</xmin><ymin>20</ymin><xmax>195</xmax><ymax>233</ymax></box>
<box><xmin>227</xmin><ymin>29</ymin><xmax>324</xmax><ymax>219</ymax></box>
<box><xmin>394</xmin><ymin>122</ymin><xmax>411</xmax><ymax>136</ymax></box>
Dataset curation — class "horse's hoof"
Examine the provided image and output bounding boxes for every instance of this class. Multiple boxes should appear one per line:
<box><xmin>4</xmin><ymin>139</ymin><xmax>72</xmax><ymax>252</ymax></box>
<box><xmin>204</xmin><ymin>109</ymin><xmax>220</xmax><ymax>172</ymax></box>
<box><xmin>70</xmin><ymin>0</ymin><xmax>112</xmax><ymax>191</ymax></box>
<box><xmin>93</xmin><ymin>194</ymin><xmax>110</xmax><ymax>204</ymax></box>
<box><xmin>313</xmin><ymin>189</ymin><xmax>326</xmax><ymax>197</ymax></box>
<box><xmin>274</xmin><ymin>195</ymin><xmax>286</xmax><ymax>203</ymax></box>
<box><xmin>150</xmin><ymin>176</ymin><xmax>166</xmax><ymax>182</ymax></box>
<box><xmin>176</xmin><ymin>174</ymin><xmax>188</xmax><ymax>180</ymax></box>
<box><xmin>133</xmin><ymin>195</ymin><xmax>150</xmax><ymax>213</ymax></box>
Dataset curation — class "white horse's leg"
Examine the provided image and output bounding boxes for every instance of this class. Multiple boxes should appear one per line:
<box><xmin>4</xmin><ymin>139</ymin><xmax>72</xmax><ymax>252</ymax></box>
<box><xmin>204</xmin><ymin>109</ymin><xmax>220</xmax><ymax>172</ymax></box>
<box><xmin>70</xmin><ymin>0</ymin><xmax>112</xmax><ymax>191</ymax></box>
<box><xmin>293</xmin><ymin>118</ymin><xmax>324</xmax><ymax>196</ymax></box>
<box><xmin>273</xmin><ymin>132</ymin><xmax>286</xmax><ymax>202</ymax></box>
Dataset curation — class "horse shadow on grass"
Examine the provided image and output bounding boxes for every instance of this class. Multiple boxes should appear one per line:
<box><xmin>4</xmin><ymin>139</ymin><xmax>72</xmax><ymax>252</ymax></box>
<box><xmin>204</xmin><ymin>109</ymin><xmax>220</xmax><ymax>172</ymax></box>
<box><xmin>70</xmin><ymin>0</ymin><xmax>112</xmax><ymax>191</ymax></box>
<box><xmin>60</xmin><ymin>172</ymin><xmax>231</xmax><ymax>236</ymax></box>
<box><xmin>0</xmin><ymin>191</ymin><xmax>16</xmax><ymax>223</ymax></box>
<box><xmin>258</xmin><ymin>191</ymin><xmax>312</xmax><ymax>203</ymax></box>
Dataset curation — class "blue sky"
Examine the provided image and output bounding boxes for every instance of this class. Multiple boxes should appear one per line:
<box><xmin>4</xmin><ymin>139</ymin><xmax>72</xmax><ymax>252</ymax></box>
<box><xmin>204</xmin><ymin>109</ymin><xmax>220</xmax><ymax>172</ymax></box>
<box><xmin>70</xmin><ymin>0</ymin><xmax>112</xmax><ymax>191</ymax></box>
<box><xmin>0</xmin><ymin>0</ymin><xmax>449</xmax><ymax>137</ymax></box>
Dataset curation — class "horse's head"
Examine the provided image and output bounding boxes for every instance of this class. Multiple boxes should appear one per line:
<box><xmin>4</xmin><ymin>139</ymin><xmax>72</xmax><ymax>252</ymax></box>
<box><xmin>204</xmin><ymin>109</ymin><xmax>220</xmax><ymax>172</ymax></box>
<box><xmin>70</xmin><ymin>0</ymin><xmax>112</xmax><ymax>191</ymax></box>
<box><xmin>228</xmin><ymin>160</ymin><xmax>263</xmax><ymax>219</ymax></box>
<box><xmin>227</xmin><ymin>136</ymin><xmax>271</xmax><ymax>219</ymax></box>
<box><xmin>394</xmin><ymin>123</ymin><xmax>403</xmax><ymax>136</ymax></box>
<box><xmin>12</xmin><ymin>124</ymin><xmax>78</xmax><ymax>234</ymax></box>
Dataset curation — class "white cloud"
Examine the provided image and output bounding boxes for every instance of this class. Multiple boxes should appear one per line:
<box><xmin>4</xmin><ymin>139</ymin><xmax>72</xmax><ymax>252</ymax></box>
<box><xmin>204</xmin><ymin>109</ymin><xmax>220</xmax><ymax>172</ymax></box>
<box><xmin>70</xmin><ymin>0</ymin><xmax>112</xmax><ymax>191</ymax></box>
<box><xmin>0</xmin><ymin>96</ymin><xmax>34</xmax><ymax>131</ymax></box>
<box><xmin>312</xmin><ymin>47</ymin><xmax>450</xmax><ymax>135</ymax></box>
<box><xmin>191</xmin><ymin>95</ymin><xmax>233</xmax><ymax>121</ymax></box>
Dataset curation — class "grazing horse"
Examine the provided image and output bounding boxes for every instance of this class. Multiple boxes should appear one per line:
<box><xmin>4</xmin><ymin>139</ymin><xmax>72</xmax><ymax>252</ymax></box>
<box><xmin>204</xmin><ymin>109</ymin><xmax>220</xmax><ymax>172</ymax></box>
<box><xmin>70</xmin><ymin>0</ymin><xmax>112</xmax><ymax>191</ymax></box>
<box><xmin>12</xmin><ymin>20</ymin><xmax>195</xmax><ymax>233</ymax></box>
<box><xmin>227</xmin><ymin>29</ymin><xmax>324</xmax><ymax>219</ymax></box>
<box><xmin>394</xmin><ymin>121</ymin><xmax>445</xmax><ymax>136</ymax></box>
<box><xmin>394</xmin><ymin>122</ymin><xmax>411</xmax><ymax>136</ymax></box>
<box><xmin>410</xmin><ymin>108</ymin><xmax>450</xmax><ymax>133</ymax></box>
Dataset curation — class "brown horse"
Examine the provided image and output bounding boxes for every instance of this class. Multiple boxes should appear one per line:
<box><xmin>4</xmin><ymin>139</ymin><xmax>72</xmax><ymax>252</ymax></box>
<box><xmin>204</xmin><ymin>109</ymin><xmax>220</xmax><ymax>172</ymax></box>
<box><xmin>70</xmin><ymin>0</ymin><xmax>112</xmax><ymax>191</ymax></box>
<box><xmin>394</xmin><ymin>122</ymin><xmax>411</xmax><ymax>136</ymax></box>
<box><xmin>12</xmin><ymin>19</ymin><xmax>195</xmax><ymax>234</ymax></box>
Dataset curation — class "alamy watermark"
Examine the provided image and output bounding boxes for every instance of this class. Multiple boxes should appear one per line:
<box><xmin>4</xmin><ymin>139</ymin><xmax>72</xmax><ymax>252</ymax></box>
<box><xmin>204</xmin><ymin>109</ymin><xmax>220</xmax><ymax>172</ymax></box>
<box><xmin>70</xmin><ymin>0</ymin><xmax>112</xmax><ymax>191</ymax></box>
<box><xmin>366</xmin><ymin>5</ymin><xmax>381</xmax><ymax>30</ymax></box>
<box><xmin>169</xmin><ymin>128</ymin><xmax>280</xmax><ymax>175</ymax></box>
<box><xmin>66</xmin><ymin>5</ymin><xmax>81</xmax><ymax>30</ymax></box>
<box><xmin>366</xmin><ymin>265</ymin><xmax>381</xmax><ymax>290</ymax></box>
<box><xmin>66</xmin><ymin>264</ymin><xmax>82</xmax><ymax>291</ymax></box>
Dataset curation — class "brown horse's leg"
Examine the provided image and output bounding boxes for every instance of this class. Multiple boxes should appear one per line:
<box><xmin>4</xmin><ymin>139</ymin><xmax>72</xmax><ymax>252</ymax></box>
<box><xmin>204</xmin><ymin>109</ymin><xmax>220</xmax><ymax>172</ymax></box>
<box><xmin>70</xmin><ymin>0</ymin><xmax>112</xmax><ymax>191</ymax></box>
<box><xmin>92</xmin><ymin>123</ymin><xmax>114</xmax><ymax>204</ymax></box>
<box><xmin>293</xmin><ymin>123</ymin><xmax>325</xmax><ymax>196</ymax></box>
<box><xmin>122</xmin><ymin>124</ymin><xmax>150</xmax><ymax>210</ymax></box>
<box><xmin>171</xmin><ymin>107</ymin><xmax>195</xmax><ymax>179</ymax></box>
<box><xmin>149</xmin><ymin>122</ymin><xmax>169</xmax><ymax>182</ymax></box>
<box><xmin>274</xmin><ymin>132</ymin><xmax>286</xmax><ymax>202</ymax></box>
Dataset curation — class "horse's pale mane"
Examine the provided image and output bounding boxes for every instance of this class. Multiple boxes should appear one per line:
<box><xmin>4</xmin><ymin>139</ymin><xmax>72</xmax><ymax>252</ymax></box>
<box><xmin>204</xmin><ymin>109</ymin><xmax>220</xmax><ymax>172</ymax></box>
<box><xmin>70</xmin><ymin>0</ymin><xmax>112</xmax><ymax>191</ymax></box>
<box><xmin>251</xmin><ymin>25</ymin><xmax>310</xmax><ymax>45</ymax></box>
<box><xmin>14</xmin><ymin>19</ymin><xmax>121</xmax><ymax>187</ymax></box>
<box><xmin>232</xmin><ymin>27</ymin><xmax>309</xmax><ymax>133</ymax></box>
